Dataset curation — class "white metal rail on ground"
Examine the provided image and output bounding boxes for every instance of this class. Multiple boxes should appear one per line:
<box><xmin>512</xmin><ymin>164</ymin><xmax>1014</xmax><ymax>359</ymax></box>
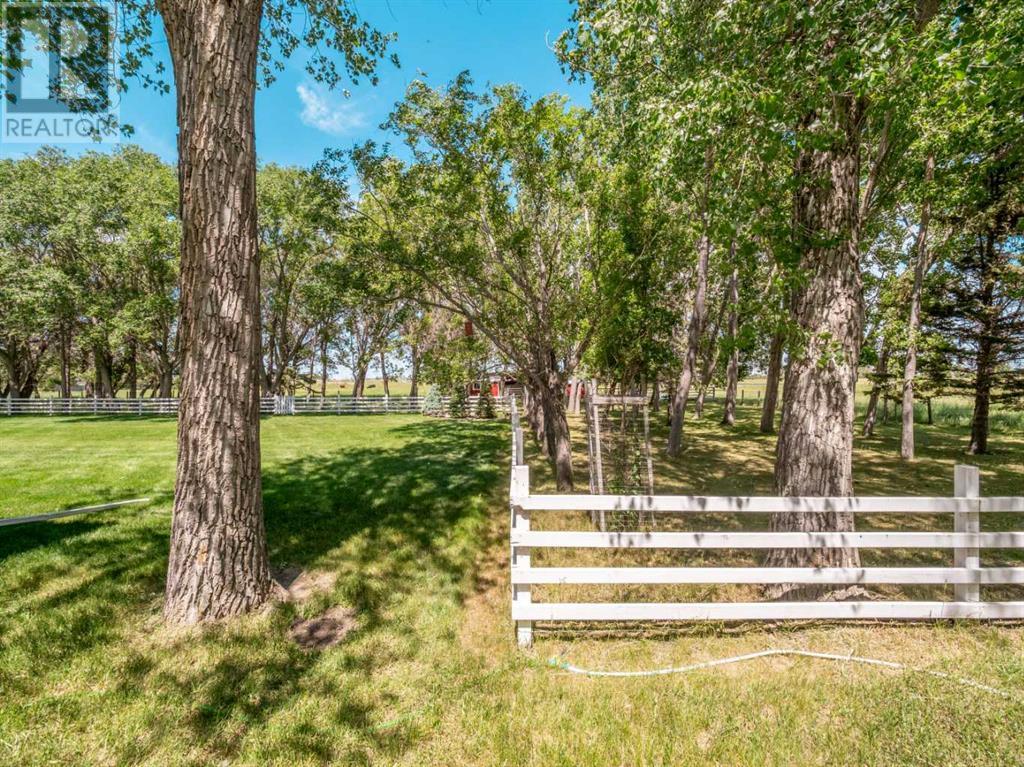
<box><xmin>0</xmin><ymin>498</ymin><xmax>152</xmax><ymax>527</ymax></box>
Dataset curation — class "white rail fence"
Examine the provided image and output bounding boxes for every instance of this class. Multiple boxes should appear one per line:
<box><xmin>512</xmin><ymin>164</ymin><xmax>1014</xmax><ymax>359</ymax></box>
<box><xmin>2</xmin><ymin>394</ymin><xmax>504</xmax><ymax>417</ymax></box>
<box><xmin>507</xmin><ymin>406</ymin><xmax>1024</xmax><ymax>647</ymax></box>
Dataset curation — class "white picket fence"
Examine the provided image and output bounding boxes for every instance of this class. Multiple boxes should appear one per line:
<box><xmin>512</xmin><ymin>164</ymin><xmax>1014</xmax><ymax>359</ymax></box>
<box><xmin>2</xmin><ymin>394</ymin><xmax>504</xmax><ymax>417</ymax></box>
<box><xmin>507</xmin><ymin>406</ymin><xmax>1024</xmax><ymax>647</ymax></box>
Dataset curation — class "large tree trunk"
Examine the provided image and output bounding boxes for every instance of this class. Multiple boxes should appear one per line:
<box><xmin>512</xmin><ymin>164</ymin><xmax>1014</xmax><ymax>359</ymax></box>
<box><xmin>760</xmin><ymin>330</ymin><xmax>784</xmax><ymax>433</ymax></box>
<box><xmin>768</xmin><ymin>108</ymin><xmax>864</xmax><ymax>588</ymax></box>
<box><xmin>94</xmin><ymin>347</ymin><xmax>114</xmax><ymax>398</ymax></box>
<box><xmin>667</xmin><ymin>233</ymin><xmax>711</xmax><ymax>456</ymax></box>
<box><xmin>693</xmin><ymin>349</ymin><xmax>719</xmax><ymax>419</ymax></box>
<box><xmin>900</xmin><ymin>156</ymin><xmax>935</xmax><ymax>460</ymax></box>
<box><xmin>862</xmin><ymin>344</ymin><xmax>889</xmax><ymax>437</ymax></box>
<box><xmin>968</xmin><ymin>232</ymin><xmax>998</xmax><ymax>455</ymax></box>
<box><xmin>0</xmin><ymin>348</ymin><xmax>22</xmax><ymax>398</ymax></box>
<box><xmin>158</xmin><ymin>356</ymin><xmax>174</xmax><ymax>399</ymax></box>
<box><xmin>524</xmin><ymin>387</ymin><xmax>548</xmax><ymax>458</ymax></box>
<box><xmin>160</xmin><ymin>0</ymin><xmax>271</xmax><ymax>625</ymax></box>
<box><xmin>0</xmin><ymin>338</ymin><xmax>43</xmax><ymax>398</ymax></box>
<box><xmin>319</xmin><ymin>334</ymin><xmax>329</xmax><ymax>397</ymax></box>
<box><xmin>59</xmin><ymin>328</ymin><xmax>72</xmax><ymax>398</ymax></box>
<box><xmin>127</xmin><ymin>339</ymin><xmax>138</xmax><ymax>399</ymax></box>
<box><xmin>538</xmin><ymin>373</ymin><xmax>573</xmax><ymax>490</ymax></box>
<box><xmin>969</xmin><ymin>353</ymin><xmax>992</xmax><ymax>455</ymax></box>
<box><xmin>352</xmin><ymin>361</ymin><xmax>368</xmax><ymax>397</ymax></box>
<box><xmin>721</xmin><ymin>267</ymin><xmax>741</xmax><ymax>427</ymax></box>
<box><xmin>379</xmin><ymin>350</ymin><xmax>389</xmax><ymax>396</ymax></box>
<box><xmin>408</xmin><ymin>343</ymin><xmax>420</xmax><ymax>397</ymax></box>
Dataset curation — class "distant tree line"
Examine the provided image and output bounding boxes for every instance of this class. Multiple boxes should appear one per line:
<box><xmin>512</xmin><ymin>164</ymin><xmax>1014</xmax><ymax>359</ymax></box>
<box><xmin>0</xmin><ymin>149</ymin><xmax>467</xmax><ymax>401</ymax></box>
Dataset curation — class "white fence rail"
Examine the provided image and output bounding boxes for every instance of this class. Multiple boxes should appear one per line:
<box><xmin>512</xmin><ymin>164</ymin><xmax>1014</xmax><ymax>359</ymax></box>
<box><xmin>507</xmin><ymin>405</ymin><xmax>1024</xmax><ymax>647</ymax></box>
<box><xmin>2</xmin><ymin>394</ymin><xmax>504</xmax><ymax>418</ymax></box>
<box><xmin>1</xmin><ymin>397</ymin><xmax>197</xmax><ymax>416</ymax></box>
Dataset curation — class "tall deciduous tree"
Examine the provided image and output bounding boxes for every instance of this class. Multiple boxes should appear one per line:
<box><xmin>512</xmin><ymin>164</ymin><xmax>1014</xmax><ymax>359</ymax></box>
<box><xmin>561</xmin><ymin>0</ymin><xmax>953</xmax><ymax>587</ymax></box>
<box><xmin>150</xmin><ymin>1</ymin><xmax>395</xmax><ymax>623</ymax></box>
<box><xmin>353</xmin><ymin>78</ymin><xmax>615</xmax><ymax>488</ymax></box>
<box><xmin>257</xmin><ymin>164</ymin><xmax>345</xmax><ymax>395</ymax></box>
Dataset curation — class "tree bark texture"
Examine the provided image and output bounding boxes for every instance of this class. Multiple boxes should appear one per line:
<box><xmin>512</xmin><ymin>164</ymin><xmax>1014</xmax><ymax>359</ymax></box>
<box><xmin>969</xmin><ymin>232</ymin><xmax>998</xmax><ymax>454</ymax></box>
<box><xmin>408</xmin><ymin>343</ymin><xmax>420</xmax><ymax>397</ymax></box>
<box><xmin>59</xmin><ymin>328</ymin><xmax>72</xmax><ymax>398</ymax></box>
<box><xmin>539</xmin><ymin>379</ymin><xmax>574</xmax><ymax>490</ymax></box>
<box><xmin>759</xmin><ymin>329</ymin><xmax>784</xmax><ymax>433</ymax></box>
<box><xmin>319</xmin><ymin>334</ymin><xmax>329</xmax><ymax>397</ymax></box>
<box><xmin>94</xmin><ymin>346</ymin><xmax>114</xmax><ymax>398</ymax></box>
<box><xmin>900</xmin><ymin>156</ymin><xmax>935</xmax><ymax>460</ymax></box>
<box><xmin>160</xmin><ymin>0</ymin><xmax>271</xmax><ymax>625</ymax></box>
<box><xmin>128</xmin><ymin>339</ymin><xmax>138</xmax><ymax>398</ymax></box>
<box><xmin>769</xmin><ymin>107</ymin><xmax>864</xmax><ymax>582</ymax></box>
<box><xmin>862</xmin><ymin>344</ymin><xmax>889</xmax><ymax>438</ymax></box>
<box><xmin>667</xmin><ymin>233</ymin><xmax>711</xmax><ymax>456</ymax></box>
<box><xmin>721</xmin><ymin>267</ymin><xmax>740</xmax><ymax>426</ymax></box>
<box><xmin>379</xmin><ymin>350</ymin><xmax>389</xmax><ymax>396</ymax></box>
<box><xmin>159</xmin><ymin>364</ymin><xmax>174</xmax><ymax>398</ymax></box>
<box><xmin>352</xmin><ymin>363</ymin><xmax>368</xmax><ymax>397</ymax></box>
<box><xmin>694</xmin><ymin>261</ymin><xmax>731</xmax><ymax>419</ymax></box>
<box><xmin>524</xmin><ymin>388</ymin><xmax>548</xmax><ymax>458</ymax></box>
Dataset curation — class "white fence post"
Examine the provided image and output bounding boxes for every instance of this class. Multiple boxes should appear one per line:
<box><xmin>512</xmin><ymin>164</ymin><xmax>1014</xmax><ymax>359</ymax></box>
<box><xmin>954</xmin><ymin>464</ymin><xmax>981</xmax><ymax>603</ymax></box>
<box><xmin>511</xmin><ymin>463</ymin><xmax>533</xmax><ymax>647</ymax></box>
<box><xmin>510</xmin><ymin>395</ymin><xmax>524</xmax><ymax>466</ymax></box>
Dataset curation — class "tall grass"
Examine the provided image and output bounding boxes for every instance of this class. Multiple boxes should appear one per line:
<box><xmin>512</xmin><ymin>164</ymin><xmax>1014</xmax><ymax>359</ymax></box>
<box><xmin>917</xmin><ymin>400</ymin><xmax>1024</xmax><ymax>433</ymax></box>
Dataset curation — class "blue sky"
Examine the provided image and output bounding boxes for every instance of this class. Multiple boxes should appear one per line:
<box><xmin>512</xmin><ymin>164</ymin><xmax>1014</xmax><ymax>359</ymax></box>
<box><xmin>1</xmin><ymin>0</ymin><xmax>590</xmax><ymax>166</ymax></box>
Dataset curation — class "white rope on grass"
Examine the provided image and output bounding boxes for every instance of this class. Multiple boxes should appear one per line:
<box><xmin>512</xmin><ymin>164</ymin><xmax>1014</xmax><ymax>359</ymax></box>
<box><xmin>549</xmin><ymin>648</ymin><xmax>1013</xmax><ymax>698</ymax></box>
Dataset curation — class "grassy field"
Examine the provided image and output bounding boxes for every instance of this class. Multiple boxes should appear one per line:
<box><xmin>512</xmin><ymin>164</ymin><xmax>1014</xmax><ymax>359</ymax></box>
<box><xmin>1</xmin><ymin>408</ymin><xmax>1023</xmax><ymax>765</ymax></box>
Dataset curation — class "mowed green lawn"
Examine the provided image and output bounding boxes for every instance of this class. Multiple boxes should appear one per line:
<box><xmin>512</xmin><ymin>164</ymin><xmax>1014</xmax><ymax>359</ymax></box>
<box><xmin>1</xmin><ymin>410</ymin><xmax>1023</xmax><ymax>766</ymax></box>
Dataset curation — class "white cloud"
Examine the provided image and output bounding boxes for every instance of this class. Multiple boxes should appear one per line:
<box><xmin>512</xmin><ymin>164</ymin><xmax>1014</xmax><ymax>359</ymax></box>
<box><xmin>296</xmin><ymin>83</ymin><xmax>365</xmax><ymax>136</ymax></box>
<box><xmin>132</xmin><ymin>121</ymin><xmax>177</xmax><ymax>162</ymax></box>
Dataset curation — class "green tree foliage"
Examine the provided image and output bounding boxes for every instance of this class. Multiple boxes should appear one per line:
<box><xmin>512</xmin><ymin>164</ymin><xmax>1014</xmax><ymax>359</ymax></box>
<box><xmin>420</xmin><ymin>385</ymin><xmax>444</xmax><ymax>416</ymax></box>
<box><xmin>257</xmin><ymin>164</ymin><xmax>346</xmax><ymax>394</ymax></box>
<box><xmin>346</xmin><ymin>75</ymin><xmax>620</xmax><ymax>488</ymax></box>
<box><xmin>448</xmin><ymin>384</ymin><xmax>469</xmax><ymax>419</ymax></box>
<box><xmin>476</xmin><ymin>385</ymin><xmax>497</xmax><ymax>419</ymax></box>
<box><xmin>0</xmin><ymin>147</ymin><xmax>177</xmax><ymax>398</ymax></box>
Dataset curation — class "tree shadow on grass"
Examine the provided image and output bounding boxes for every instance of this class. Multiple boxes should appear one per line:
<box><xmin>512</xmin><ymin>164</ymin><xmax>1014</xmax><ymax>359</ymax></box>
<box><xmin>262</xmin><ymin>418</ymin><xmax>507</xmax><ymax>623</ymax></box>
<box><xmin>2</xmin><ymin>417</ymin><xmax>509</xmax><ymax>765</ymax></box>
<box><xmin>141</xmin><ymin>417</ymin><xmax>504</xmax><ymax>763</ymax></box>
<box><xmin>0</xmin><ymin>518</ymin><xmax>103</xmax><ymax>562</ymax></box>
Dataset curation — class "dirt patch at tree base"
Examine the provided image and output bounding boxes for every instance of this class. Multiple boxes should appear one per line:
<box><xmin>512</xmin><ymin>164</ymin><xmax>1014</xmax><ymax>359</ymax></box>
<box><xmin>288</xmin><ymin>606</ymin><xmax>358</xmax><ymax>651</ymax></box>
<box><xmin>271</xmin><ymin>565</ymin><xmax>338</xmax><ymax>602</ymax></box>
